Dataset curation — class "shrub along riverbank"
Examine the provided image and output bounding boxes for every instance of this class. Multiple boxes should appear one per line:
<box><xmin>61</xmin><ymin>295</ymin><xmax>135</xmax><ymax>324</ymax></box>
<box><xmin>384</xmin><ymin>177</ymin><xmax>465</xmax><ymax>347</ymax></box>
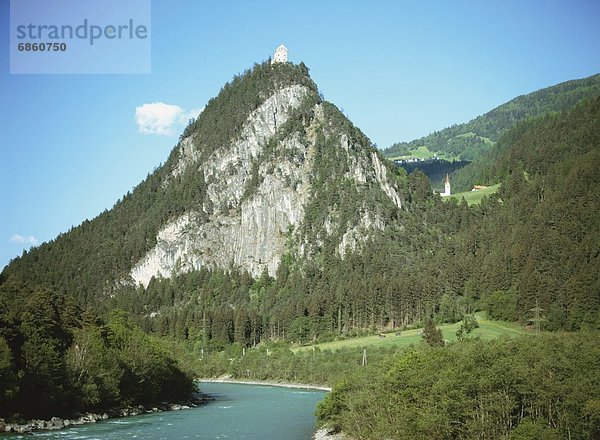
<box><xmin>188</xmin><ymin>339</ymin><xmax>412</xmax><ymax>387</ymax></box>
<box><xmin>316</xmin><ymin>332</ymin><xmax>600</xmax><ymax>440</ymax></box>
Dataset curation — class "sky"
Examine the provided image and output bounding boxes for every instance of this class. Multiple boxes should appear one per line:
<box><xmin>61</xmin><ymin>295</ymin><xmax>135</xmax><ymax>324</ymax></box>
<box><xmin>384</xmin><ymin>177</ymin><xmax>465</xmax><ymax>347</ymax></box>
<box><xmin>1</xmin><ymin>0</ymin><xmax>599</xmax><ymax>269</ymax></box>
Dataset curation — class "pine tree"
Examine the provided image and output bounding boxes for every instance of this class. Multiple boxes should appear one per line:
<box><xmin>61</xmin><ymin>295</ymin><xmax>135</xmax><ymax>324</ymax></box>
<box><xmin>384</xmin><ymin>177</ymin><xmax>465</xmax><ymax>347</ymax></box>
<box><xmin>422</xmin><ymin>318</ymin><xmax>444</xmax><ymax>347</ymax></box>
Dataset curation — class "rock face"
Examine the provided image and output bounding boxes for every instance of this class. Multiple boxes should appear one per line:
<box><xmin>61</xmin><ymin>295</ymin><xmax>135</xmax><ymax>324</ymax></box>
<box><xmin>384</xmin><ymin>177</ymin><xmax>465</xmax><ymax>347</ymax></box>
<box><xmin>131</xmin><ymin>85</ymin><xmax>312</xmax><ymax>286</ymax></box>
<box><xmin>129</xmin><ymin>69</ymin><xmax>404</xmax><ymax>287</ymax></box>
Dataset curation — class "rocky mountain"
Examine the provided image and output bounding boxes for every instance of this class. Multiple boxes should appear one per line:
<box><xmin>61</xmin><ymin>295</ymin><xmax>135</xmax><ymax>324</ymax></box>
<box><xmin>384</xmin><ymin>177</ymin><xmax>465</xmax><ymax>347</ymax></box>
<box><xmin>131</xmin><ymin>79</ymin><xmax>401</xmax><ymax>286</ymax></box>
<box><xmin>383</xmin><ymin>73</ymin><xmax>600</xmax><ymax>161</ymax></box>
<box><xmin>2</xmin><ymin>60</ymin><xmax>598</xmax><ymax>347</ymax></box>
<box><xmin>3</xmin><ymin>61</ymin><xmax>404</xmax><ymax>299</ymax></box>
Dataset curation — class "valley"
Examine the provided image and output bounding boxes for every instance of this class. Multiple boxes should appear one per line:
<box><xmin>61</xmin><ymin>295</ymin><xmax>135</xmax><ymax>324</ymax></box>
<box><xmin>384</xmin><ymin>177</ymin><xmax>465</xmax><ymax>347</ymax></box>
<box><xmin>2</xmin><ymin>54</ymin><xmax>600</xmax><ymax>440</ymax></box>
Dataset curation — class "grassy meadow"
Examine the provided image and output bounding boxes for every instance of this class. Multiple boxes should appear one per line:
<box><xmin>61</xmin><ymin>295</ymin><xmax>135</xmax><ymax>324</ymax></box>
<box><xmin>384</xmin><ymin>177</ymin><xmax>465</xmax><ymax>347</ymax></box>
<box><xmin>292</xmin><ymin>313</ymin><xmax>525</xmax><ymax>353</ymax></box>
<box><xmin>445</xmin><ymin>183</ymin><xmax>501</xmax><ymax>205</ymax></box>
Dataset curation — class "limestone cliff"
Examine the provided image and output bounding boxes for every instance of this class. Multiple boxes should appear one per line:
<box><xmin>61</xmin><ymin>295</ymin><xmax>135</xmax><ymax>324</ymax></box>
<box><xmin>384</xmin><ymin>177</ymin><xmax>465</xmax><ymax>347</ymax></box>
<box><xmin>129</xmin><ymin>64</ymin><xmax>404</xmax><ymax>286</ymax></box>
<box><xmin>131</xmin><ymin>85</ymin><xmax>312</xmax><ymax>285</ymax></box>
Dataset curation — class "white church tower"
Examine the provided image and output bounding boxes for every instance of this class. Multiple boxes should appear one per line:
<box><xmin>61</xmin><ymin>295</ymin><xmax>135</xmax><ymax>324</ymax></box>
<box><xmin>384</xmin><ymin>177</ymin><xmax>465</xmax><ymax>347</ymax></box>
<box><xmin>271</xmin><ymin>44</ymin><xmax>288</xmax><ymax>64</ymax></box>
<box><xmin>441</xmin><ymin>174</ymin><xmax>451</xmax><ymax>197</ymax></box>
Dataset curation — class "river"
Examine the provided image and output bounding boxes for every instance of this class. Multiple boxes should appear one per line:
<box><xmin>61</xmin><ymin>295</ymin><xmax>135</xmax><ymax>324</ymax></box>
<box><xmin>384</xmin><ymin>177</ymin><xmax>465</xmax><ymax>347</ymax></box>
<box><xmin>2</xmin><ymin>382</ymin><xmax>327</xmax><ymax>439</ymax></box>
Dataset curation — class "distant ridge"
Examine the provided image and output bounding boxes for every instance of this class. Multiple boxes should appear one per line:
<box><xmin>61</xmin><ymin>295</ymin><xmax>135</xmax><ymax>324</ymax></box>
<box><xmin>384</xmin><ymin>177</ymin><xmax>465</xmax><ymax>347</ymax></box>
<box><xmin>384</xmin><ymin>73</ymin><xmax>600</xmax><ymax>161</ymax></box>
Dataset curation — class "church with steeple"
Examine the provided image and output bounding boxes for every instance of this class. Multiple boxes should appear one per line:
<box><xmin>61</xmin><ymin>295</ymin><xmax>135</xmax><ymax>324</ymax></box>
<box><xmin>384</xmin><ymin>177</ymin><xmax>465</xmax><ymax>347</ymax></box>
<box><xmin>441</xmin><ymin>174</ymin><xmax>451</xmax><ymax>197</ymax></box>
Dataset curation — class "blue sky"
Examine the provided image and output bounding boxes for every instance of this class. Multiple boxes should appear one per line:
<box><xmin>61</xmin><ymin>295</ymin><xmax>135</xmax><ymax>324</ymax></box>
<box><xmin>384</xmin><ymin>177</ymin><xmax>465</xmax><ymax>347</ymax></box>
<box><xmin>1</xmin><ymin>0</ymin><xmax>599</xmax><ymax>269</ymax></box>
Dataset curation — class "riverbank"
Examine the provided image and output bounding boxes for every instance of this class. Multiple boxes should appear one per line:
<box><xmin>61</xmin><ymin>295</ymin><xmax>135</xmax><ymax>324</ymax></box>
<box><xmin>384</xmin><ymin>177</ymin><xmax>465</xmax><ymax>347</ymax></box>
<box><xmin>1</xmin><ymin>395</ymin><xmax>209</xmax><ymax>434</ymax></box>
<box><xmin>2</xmin><ymin>381</ymin><xmax>331</xmax><ymax>436</ymax></box>
<box><xmin>200</xmin><ymin>376</ymin><xmax>332</xmax><ymax>391</ymax></box>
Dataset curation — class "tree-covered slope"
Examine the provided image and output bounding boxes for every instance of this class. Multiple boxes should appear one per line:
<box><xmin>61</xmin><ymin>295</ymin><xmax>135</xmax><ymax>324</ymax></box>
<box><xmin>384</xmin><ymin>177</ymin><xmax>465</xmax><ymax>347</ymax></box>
<box><xmin>454</xmin><ymin>97</ymin><xmax>600</xmax><ymax>328</ymax></box>
<box><xmin>384</xmin><ymin>73</ymin><xmax>600</xmax><ymax>160</ymax></box>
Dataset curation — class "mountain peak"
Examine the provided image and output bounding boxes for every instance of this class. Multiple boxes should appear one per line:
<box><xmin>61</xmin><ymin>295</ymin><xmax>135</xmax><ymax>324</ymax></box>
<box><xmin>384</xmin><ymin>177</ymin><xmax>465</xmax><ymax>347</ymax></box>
<box><xmin>130</xmin><ymin>61</ymin><xmax>403</xmax><ymax>285</ymax></box>
<box><xmin>3</xmin><ymin>60</ymin><xmax>405</xmax><ymax>295</ymax></box>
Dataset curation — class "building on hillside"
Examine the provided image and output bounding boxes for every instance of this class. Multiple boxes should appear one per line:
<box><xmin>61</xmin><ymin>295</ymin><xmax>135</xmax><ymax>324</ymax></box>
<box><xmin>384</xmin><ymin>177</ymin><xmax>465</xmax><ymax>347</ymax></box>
<box><xmin>441</xmin><ymin>174</ymin><xmax>451</xmax><ymax>197</ymax></box>
<box><xmin>271</xmin><ymin>44</ymin><xmax>288</xmax><ymax>64</ymax></box>
<box><xmin>471</xmin><ymin>185</ymin><xmax>488</xmax><ymax>191</ymax></box>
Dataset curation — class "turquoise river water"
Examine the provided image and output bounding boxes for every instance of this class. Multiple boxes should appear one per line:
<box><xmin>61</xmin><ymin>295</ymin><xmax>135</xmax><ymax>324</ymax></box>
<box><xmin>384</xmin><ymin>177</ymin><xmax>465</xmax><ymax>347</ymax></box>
<box><xmin>2</xmin><ymin>382</ymin><xmax>327</xmax><ymax>440</ymax></box>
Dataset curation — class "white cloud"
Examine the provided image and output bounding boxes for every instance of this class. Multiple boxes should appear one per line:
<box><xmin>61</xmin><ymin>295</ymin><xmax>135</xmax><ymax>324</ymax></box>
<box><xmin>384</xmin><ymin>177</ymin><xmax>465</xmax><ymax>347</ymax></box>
<box><xmin>10</xmin><ymin>234</ymin><xmax>38</xmax><ymax>246</ymax></box>
<box><xmin>135</xmin><ymin>102</ymin><xmax>183</xmax><ymax>135</ymax></box>
<box><xmin>135</xmin><ymin>103</ymin><xmax>204</xmax><ymax>136</ymax></box>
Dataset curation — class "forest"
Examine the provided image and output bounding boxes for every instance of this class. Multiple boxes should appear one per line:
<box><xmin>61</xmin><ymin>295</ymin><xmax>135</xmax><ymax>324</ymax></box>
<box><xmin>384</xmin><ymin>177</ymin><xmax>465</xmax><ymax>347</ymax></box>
<box><xmin>0</xmin><ymin>278</ymin><xmax>195</xmax><ymax>421</ymax></box>
<box><xmin>105</xmin><ymin>97</ymin><xmax>600</xmax><ymax>344</ymax></box>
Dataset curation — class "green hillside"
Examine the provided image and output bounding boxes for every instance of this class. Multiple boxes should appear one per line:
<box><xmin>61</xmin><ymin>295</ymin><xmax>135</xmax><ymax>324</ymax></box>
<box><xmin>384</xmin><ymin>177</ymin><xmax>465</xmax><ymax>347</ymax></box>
<box><xmin>386</xmin><ymin>145</ymin><xmax>459</xmax><ymax>162</ymax></box>
<box><xmin>384</xmin><ymin>73</ymin><xmax>600</xmax><ymax>161</ymax></box>
<box><xmin>455</xmin><ymin>97</ymin><xmax>600</xmax><ymax>328</ymax></box>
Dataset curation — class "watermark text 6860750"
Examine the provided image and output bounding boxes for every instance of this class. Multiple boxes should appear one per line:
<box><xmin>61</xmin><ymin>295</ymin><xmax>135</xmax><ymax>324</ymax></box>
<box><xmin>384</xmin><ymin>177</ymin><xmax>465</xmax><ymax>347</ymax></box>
<box><xmin>10</xmin><ymin>0</ymin><xmax>151</xmax><ymax>74</ymax></box>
